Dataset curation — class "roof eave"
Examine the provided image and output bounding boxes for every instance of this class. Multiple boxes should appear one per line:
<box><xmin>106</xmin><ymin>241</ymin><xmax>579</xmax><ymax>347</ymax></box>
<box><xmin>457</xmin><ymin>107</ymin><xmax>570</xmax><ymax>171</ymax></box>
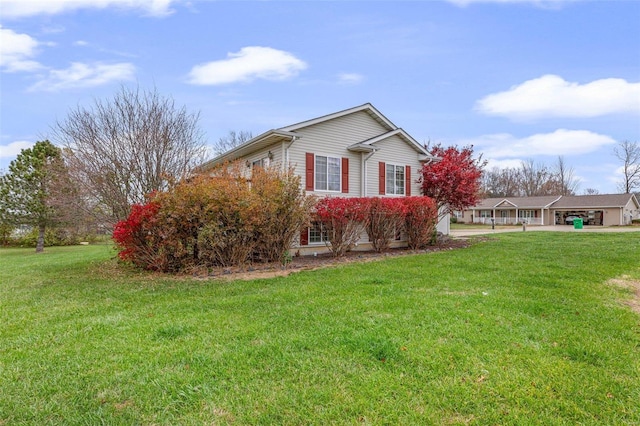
<box><xmin>198</xmin><ymin>129</ymin><xmax>298</xmax><ymax>171</ymax></box>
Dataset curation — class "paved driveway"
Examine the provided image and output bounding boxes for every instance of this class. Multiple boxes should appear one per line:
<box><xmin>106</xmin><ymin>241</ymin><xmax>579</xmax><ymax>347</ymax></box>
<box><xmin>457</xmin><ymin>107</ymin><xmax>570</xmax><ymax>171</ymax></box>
<box><xmin>451</xmin><ymin>225</ymin><xmax>640</xmax><ymax>237</ymax></box>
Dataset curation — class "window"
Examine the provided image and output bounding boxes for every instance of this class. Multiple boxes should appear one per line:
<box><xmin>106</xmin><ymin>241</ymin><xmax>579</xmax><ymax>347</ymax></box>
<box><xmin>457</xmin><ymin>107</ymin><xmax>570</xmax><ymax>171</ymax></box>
<box><xmin>309</xmin><ymin>221</ymin><xmax>328</xmax><ymax>244</ymax></box>
<box><xmin>386</xmin><ymin>164</ymin><xmax>405</xmax><ymax>195</ymax></box>
<box><xmin>315</xmin><ymin>155</ymin><xmax>341</xmax><ymax>191</ymax></box>
<box><xmin>480</xmin><ymin>210</ymin><xmax>492</xmax><ymax>218</ymax></box>
<box><xmin>518</xmin><ymin>210</ymin><xmax>535</xmax><ymax>219</ymax></box>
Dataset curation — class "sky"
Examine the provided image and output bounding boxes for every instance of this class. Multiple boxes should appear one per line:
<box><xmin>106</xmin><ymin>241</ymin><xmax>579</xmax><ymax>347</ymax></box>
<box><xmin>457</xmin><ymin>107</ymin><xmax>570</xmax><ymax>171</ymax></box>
<box><xmin>1</xmin><ymin>0</ymin><xmax>639</xmax><ymax>194</ymax></box>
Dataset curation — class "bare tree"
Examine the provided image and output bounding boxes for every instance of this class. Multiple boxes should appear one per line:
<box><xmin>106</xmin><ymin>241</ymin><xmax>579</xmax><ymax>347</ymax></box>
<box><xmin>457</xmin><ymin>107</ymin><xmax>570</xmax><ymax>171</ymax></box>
<box><xmin>481</xmin><ymin>166</ymin><xmax>522</xmax><ymax>198</ymax></box>
<box><xmin>550</xmin><ymin>156</ymin><xmax>580</xmax><ymax>195</ymax></box>
<box><xmin>520</xmin><ymin>159</ymin><xmax>554</xmax><ymax>196</ymax></box>
<box><xmin>213</xmin><ymin>130</ymin><xmax>253</xmax><ymax>156</ymax></box>
<box><xmin>613</xmin><ymin>140</ymin><xmax>640</xmax><ymax>193</ymax></box>
<box><xmin>583</xmin><ymin>188</ymin><xmax>600</xmax><ymax>195</ymax></box>
<box><xmin>53</xmin><ymin>86</ymin><xmax>206</xmax><ymax>224</ymax></box>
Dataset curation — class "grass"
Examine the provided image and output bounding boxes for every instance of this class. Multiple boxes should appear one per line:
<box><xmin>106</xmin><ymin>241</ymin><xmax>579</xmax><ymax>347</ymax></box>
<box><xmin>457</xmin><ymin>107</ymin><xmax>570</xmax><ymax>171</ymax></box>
<box><xmin>1</xmin><ymin>233</ymin><xmax>639</xmax><ymax>425</ymax></box>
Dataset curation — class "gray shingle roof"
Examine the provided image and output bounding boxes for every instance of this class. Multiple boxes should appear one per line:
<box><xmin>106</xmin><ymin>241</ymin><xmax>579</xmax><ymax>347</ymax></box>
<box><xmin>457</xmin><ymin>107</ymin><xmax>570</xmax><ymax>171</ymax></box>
<box><xmin>470</xmin><ymin>193</ymin><xmax>639</xmax><ymax>210</ymax></box>
<box><xmin>551</xmin><ymin>194</ymin><xmax>638</xmax><ymax>208</ymax></box>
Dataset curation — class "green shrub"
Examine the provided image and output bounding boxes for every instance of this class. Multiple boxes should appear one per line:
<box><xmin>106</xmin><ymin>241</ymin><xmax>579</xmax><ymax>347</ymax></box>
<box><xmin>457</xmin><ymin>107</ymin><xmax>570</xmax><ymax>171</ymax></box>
<box><xmin>0</xmin><ymin>223</ymin><xmax>13</xmax><ymax>246</ymax></box>
<box><xmin>9</xmin><ymin>227</ymin><xmax>81</xmax><ymax>247</ymax></box>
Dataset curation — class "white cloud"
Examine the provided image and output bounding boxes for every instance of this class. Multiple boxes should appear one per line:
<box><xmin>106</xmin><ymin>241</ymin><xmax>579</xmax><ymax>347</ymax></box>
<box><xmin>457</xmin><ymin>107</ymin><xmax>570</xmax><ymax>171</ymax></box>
<box><xmin>476</xmin><ymin>75</ymin><xmax>640</xmax><ymax>120</ymax></box>
<box><xmin>338</xmin><ymin>73</ymin><xmax>364</xmax><ymax>85</ymax></box>
<box><xmin>485</xmin><ymin>158</ymin><xmax>526</xmax><ymax>170</ymax></box>
<box><xmin>461</xmin><ymin>129</ymin><xmax>616</xmax><ymax>158</ymax></box>
<box><xmin>0</xmin><ymin>141</ymin><xmax>35</xmax><ymax>159</ymax></box>
<box><xmin>0</xmin><ymin>26</ymin><xmax>43</xmax><ymax>72</ymax></box>
<box><xmin>0</xmin><ymin>0</ymin><xmax>178</xmax><ymax>18</ymax></box>
<box><xmin>29</xmin><ymin>62</ymin><xmax>136</xmax><ymax>92</ymax></box>
<box><xmin>187</xmin><ymin>46</ymin><xmax>308</xmax><ymax>86</ymax></box>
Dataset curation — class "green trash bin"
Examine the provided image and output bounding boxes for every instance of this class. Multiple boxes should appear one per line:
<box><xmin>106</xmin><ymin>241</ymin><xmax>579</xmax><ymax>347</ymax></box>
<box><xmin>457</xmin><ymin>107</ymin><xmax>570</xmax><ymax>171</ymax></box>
<box><xmin>573</xmin><ymin>218</ymin><xmax>583</xmax><ymax>229</ymax></box>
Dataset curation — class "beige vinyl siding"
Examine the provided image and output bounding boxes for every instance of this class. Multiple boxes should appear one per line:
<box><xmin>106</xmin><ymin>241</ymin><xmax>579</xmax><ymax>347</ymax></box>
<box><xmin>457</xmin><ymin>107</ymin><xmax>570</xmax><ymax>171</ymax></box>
<box><xmin>246</xmin><ymin>144</ymin><xmax>283</xmax><ymax>169</ymax></box>
<box><xmin>366</xmin><ymin>134</ymin><xmax>422</xmax><ymax>197</ymax></box>
<box><xmin>288</xmin><ymin>111</ymin><xmax>390</xmax><ymax>197</ymax></box>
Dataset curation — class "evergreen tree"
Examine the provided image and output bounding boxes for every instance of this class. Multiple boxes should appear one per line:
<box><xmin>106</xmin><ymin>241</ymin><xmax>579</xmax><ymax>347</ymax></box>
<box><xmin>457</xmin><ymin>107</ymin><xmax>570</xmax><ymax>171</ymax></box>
<box><xmin>0</xmin><ymin>140</ymin><xmax>69</xmax><ymax>252</ymax></box>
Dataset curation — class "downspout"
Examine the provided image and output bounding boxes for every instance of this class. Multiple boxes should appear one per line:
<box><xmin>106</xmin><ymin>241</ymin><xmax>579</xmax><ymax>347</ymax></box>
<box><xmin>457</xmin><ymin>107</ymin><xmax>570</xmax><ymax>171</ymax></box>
<box><xmin>361</xmin><ymin>150</ymin><xmax>377</xmax><ymax>197</ymax></box>
<box><xmin>284</xmin><ymin>135</ymin><xmax>300</xmax><ymax>170</ymax></box>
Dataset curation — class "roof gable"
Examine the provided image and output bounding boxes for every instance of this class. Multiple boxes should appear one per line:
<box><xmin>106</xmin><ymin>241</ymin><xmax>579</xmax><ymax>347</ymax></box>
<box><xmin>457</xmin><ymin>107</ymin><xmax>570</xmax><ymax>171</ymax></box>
<box><xmin>199</xmin><ymin>103</ymin><xmax>434</xmax><ymax>170</ymax></box>
<box><xmin>279</xmin><ymin>103</ymin><xmax>397</xmax><ymax>133</ymax></box>
<box><xmin>495</xmin><ymin>199</ymin><xmax>516</xmax><ymax>208</ymax></box>
<box><xmin>348</xmin><ymin>129</ymin><xmax>433</xmax><ymax>158</ymax></box>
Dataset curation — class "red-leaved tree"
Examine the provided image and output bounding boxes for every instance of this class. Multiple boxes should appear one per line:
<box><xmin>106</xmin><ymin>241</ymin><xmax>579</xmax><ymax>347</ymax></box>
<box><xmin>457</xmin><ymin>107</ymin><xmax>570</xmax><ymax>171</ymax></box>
<box><xmin>419</xmin><ymin>144</ymin><xmax>485</xmax><ymax>220</ymax></box>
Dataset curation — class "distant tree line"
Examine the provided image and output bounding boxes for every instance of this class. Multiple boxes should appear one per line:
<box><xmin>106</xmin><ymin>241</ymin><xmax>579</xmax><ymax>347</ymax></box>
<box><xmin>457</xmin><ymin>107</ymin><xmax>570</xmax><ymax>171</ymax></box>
<box><xmin>480</xmin><ymin>156</ymin><xmax>581</xmax><ymax>198</ymax></box>
<box><xmin>480</xmin><ymin>141</ymin><xmax>639</xmax><ymax>198</ymax></box>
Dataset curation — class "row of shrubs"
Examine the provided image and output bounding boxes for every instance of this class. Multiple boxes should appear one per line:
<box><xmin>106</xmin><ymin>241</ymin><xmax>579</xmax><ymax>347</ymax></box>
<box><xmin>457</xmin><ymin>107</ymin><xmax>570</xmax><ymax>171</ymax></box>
<box><xmin>113</xmin><ymin>163</ymin><xmax>437</xmax><ymax>272</ymax></box>
<box><xmin>0</xmin><ymin>225</ymin><xmax>100</xmax><ymax>247</ymax></box>
<box><xmin>314</xmin><ymin>196</ymin><xmax>437</xmax><ymax>257</ymax></box>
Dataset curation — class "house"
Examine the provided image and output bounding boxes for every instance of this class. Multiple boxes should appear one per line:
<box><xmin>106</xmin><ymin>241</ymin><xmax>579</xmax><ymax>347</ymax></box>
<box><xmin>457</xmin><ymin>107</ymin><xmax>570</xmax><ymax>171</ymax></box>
<box><xmin>462</xmin><ymin>194</ymin><xmax>640</xmax><ymax>226</ymax></box>
<box><xmin>461</xmin><ymin>196</ymin><xmax>562</xmax><ymax>225</ymax></box>
<box><xmin>199</xmin><ymin>103</ymin><xmax>447</xmax><ymax>253</ymax></box>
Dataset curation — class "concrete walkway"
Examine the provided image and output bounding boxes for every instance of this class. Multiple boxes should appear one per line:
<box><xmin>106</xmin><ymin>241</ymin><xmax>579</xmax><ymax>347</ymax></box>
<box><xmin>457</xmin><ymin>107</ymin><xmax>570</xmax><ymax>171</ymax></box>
<box><xmin>451</xmin><ymin>225</ymin><xmax>640</xmax><ymax>237</ymax></box>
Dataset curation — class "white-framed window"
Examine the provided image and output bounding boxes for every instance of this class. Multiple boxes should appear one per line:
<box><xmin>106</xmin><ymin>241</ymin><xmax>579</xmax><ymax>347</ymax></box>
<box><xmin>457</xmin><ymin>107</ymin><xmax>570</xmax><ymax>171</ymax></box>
<box><xmin>252</xmin><ymin>157</ymin><xmax>270</xmax><ymax>169</ymax></box>
<box><xmin>315</xmin><ymin>155</ymin><xmax>341</xmax><ymax>192</ymax></box>
<box><xmin>518</xmin><ymin>210</ymin><xmax>535</xmax><ymax>219</ymax></box>
<box><xmin>480</xmin><ymin>210</ymin><xmax>492</xmax><ymax>218</ymax></box>
<box><xmin>309</xmin><ymin>221</ymin><xmax>328</xmax><ymax>244</ymax></box>
<box><xmin>385</xmin><ymin>164</ymin><xmax>405</xmax><ymax>195</ymax></box>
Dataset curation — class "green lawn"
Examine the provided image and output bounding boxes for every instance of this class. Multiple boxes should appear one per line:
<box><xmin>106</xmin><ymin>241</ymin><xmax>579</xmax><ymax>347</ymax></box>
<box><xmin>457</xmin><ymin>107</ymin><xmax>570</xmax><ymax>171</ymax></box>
<box><xmin>1</xmin><ymin>233</ymin><xmax>639</xmax><ymax>425</ymax></box>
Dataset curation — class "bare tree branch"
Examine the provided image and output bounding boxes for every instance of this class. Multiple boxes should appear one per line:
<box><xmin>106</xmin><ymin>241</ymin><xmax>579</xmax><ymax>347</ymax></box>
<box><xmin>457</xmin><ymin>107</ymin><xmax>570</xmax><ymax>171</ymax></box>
<box><xmin>613</xmin><ymin>140</ymin><xmax>640</xmax><ymax>193</ymax></box>
<box><xmin>212</xmin><ymin>130</ymin><xmax>253</xmax><ymax>157</ymax></box>
<box><xmin>53</xmin><ymin>86</ymin><xmax>206</xmax><ymax>224</ymax></box>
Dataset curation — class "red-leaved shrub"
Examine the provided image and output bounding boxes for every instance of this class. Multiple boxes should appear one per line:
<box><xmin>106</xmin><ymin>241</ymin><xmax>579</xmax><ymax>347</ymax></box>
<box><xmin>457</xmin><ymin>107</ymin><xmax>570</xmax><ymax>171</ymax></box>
<box><xmin>112</xmin><ymin>201</ymin><xmax>160</xmax><ymax>268</ymax></box>
<box><xmin>402</xmin><ymin>196</ymin><xmax>437</xmax><ymax>249</ymax></box>
<box><xmin>364</xmin><ymin>197</ymin><xmax>406</xmax><ymax>252</ymax></box>
<box><xmin>315</xmin><ymin>197</ymin><xmax>368</xmax><ymax>257</ymax></box>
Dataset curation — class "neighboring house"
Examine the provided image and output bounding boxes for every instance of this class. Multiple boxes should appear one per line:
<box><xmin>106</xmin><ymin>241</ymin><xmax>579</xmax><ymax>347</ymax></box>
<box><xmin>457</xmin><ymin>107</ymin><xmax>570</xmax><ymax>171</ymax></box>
<box><xmin>462</xmin><ymin>194</ymin><xmax>640</xmax><ymax>226</ymax></box>
<box><xmin>462</xmin><ymin>196</ymin><xmax>561</xmax><ymax>225</ymax></box>
<box><xmin>199</xmin><ymin>103</ymin><xmax>447</xmax><ymax>254</ymax></box>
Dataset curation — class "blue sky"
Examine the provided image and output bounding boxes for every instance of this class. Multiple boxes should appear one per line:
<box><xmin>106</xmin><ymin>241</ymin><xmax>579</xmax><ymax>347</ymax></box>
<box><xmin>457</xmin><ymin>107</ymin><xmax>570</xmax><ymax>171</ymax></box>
<box><xmin>1</xmin><ymin>0</ymin><xmax>639</xmax><ymax>194</ymax></box>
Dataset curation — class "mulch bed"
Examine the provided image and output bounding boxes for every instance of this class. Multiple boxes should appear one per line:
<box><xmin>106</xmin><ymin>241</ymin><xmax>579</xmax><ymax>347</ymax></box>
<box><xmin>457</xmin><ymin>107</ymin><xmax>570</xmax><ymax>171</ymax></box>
<box><xmin>197</xmin><ymin>238</ymin><xmax>474</xmax><ymax>281</ymax></box>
